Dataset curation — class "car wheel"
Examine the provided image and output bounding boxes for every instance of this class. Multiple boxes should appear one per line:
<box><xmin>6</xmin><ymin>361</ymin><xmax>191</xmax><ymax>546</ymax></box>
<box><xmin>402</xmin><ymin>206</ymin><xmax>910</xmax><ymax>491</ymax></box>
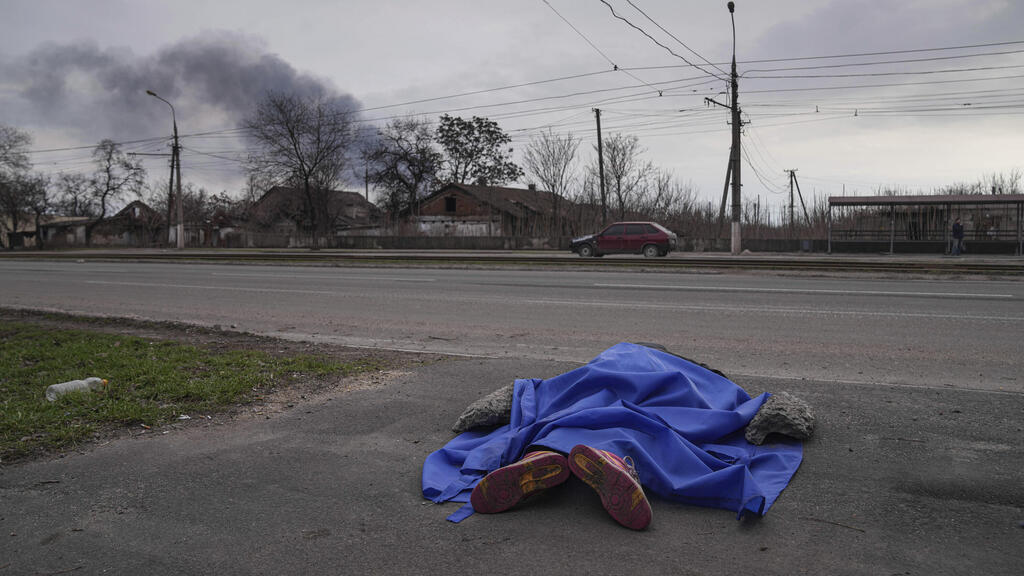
<box><xmin>643</xmin><ymin>244</ymin><xmax>659</xmax><ymax>258</ymax></box>
<box><xmin>579</xmin><ymin>244</ymin><xmax>595</xmax><ymax>258</ymax></box>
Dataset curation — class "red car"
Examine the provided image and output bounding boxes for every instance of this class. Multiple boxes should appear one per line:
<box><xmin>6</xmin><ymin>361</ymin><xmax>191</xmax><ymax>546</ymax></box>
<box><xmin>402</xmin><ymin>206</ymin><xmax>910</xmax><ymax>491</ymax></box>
<box><xmin>570</xmin><ymin>222</ymin><xmax>678</xmax><ymax>258</ymax></box>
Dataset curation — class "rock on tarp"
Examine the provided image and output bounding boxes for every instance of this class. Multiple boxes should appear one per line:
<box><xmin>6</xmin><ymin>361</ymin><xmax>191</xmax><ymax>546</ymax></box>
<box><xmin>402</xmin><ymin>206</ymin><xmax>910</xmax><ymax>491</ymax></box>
<box><xmin>423</xmin><ymin>343</ymin><xmax>804</xmax><ymax>522</ymax></box>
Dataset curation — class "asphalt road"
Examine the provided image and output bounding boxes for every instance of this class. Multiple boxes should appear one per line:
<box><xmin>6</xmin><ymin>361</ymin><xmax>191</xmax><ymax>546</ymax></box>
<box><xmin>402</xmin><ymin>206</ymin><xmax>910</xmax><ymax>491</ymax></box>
<box><xmin>2</xmin><ymin>358</ymin><xmax>1021</xmax><ymax>575</ymax></box>
<box><xmin>2</xmin><ymin>258</ymin><xmax>1022</xmax><ymax>574</ymax></box>
<box><xmin>1</xmin><ymin>259</ymin><xmax>1022</xmax><ymax>393</ymax></box>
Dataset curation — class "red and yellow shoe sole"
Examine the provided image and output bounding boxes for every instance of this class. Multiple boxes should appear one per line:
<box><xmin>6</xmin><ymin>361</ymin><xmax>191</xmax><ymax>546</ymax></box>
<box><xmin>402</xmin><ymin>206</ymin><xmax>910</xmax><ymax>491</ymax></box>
<box><xmin>568</xmin><ymin>445</ymin><xmax>652</xmax><ymax>530</ymax></box>
<box><xmin>470</xmin><ymin>451</ymin><xmax>570</xmax><ymax>514</ymax></box>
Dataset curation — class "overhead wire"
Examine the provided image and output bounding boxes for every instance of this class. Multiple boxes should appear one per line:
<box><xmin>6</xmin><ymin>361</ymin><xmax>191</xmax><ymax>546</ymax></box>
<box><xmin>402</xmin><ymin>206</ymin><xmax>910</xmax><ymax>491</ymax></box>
<box><xmin>597</xmin><ymin>0</ymin><xmax>728</xmax><ymax>82</ymax></box>
<box><xmin>624</xmin><ymin>0</ymin><xmax>729</xmax><ymax>78</ymax></box>
<box><xmin>540</xmin><ymin>0</ymin><xmax>666</xmax><ymax>95</ymax></box>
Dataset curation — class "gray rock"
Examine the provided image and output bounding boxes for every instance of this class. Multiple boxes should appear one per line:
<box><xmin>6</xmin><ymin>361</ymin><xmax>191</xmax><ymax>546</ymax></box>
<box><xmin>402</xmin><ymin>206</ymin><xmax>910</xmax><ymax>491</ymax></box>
<box><xmin>745</xmin><ymin>391</ymin><xmax>815</xmax><ymax>445</ymax></box>
<box><xmin>451</xmin><ymin>383</ymin><xmax>515</xmax><ymax>433</ymax></box>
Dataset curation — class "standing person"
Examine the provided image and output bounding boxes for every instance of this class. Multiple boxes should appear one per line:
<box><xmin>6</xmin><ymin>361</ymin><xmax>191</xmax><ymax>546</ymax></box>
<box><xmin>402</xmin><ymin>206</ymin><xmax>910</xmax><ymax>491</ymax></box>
<box><xmin>952</xmin><ymin>217</ymin><xmax>965</xmax><ymax>255</ymax></box>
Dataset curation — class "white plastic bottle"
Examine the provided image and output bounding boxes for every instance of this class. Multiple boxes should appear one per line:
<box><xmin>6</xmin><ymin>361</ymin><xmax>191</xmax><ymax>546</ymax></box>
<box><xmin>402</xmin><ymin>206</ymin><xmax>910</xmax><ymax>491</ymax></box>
<box><xmin>45</xmin><ymin>377</ymin><xmax>108</xmax><ymax>402</ymax></box>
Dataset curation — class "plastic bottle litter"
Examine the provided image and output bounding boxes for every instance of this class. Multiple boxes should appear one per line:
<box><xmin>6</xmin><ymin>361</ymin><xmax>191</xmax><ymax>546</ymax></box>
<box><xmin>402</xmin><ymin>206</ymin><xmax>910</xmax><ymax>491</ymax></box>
<box><xmin>45</xmin><ymin>377</ymin><xmax>108</xmax><ymax>402</ymax></box>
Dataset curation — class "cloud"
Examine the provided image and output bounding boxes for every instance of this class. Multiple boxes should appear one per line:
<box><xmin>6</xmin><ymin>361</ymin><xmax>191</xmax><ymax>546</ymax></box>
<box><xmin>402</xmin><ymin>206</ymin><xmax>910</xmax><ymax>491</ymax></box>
<box><xmin>0</xmin><ymin>30</ymin><xmax>360</xmax><ymax>141</ymax></box>
<box><xmin>751</xmin><ymin>0</ymin><xmax>1022</xmax><ymax>58</ymax></box>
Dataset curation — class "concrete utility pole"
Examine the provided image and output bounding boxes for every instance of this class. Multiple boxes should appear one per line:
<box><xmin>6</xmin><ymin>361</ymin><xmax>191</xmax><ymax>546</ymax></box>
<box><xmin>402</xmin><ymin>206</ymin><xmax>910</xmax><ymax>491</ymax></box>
<box><xmin>728</xmin><ymin>1</ymin><xmax>742</xmax><ymax>255</ymax></box>
<box><xmin>787</xmin><ymin>169</ymin><xmax>796</xmax><ymax>234</ymax></box>
<box><xmin>147</xmin><ymin>90</ymin><xmax>184</xmax><ymax>249</ymax></box>
<box><xmin>785</xmin><ymin>169</ymin><xmax>811</xmax><ymax>230</ymax></box>
<box><xmin>594</xmin><ymin>108</ymin><xmax>607</xmax><ymax>226</ymax></box>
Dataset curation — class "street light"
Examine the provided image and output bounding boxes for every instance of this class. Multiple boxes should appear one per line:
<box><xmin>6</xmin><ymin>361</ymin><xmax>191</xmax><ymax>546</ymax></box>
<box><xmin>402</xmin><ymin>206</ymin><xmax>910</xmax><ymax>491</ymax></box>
<box><xmin>146</xmin><ymin>90</ymin><xmax>184</xmax><ymax>249</ymax></box>
<box><xmin>727</xmin><ymin>1</ymin><xmax>742</xmax><ymax>255</ymax></box>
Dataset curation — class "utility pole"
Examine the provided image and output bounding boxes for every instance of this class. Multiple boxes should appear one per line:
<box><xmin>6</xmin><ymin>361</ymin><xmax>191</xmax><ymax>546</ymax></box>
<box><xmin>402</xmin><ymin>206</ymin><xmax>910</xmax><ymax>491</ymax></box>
<box><xmin>709</xmin><ymin>4</ymin><xmax>743</xmax><ymax>253</ymax></box>
<box><xmin>147</xmin><ymin>90</ymin><xmax>184</xmax><ymax>249</ymax></box>
<box><xmin>594</xmin><ymin>108</ymin><xmax>607</xmax><ymax>226</ymax></box>
<box><xmin>728</xmin><ymin>2</ymin><xmax>742</xmax><ymax>255</ymax></box>
<box><xmin>787</xmin><ymin>169</ymin><xmax>795</xmax><ymax>235</ymax></box>
<box><xmin>165</xmin><ymin>153</ymin><xmax>174</xmax><ymax>246</ymax></box>
<box><xmin>785</xmin><ymin>168</ymin><xmax>810</xmax><ymax>230</ymax></box>
<box><xmin>174</xmin><ymin>125</ymin><xmax>182</xmax><ymax>249</ymax></box>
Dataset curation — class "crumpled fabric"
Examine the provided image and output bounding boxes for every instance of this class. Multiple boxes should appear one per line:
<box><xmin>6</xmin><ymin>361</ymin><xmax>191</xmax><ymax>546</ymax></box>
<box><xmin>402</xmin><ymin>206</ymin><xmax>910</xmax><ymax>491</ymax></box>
<box><xmin>422</xmin><ymin>343</ymin><xmax>803</xmax><ymax>522</ymax></box>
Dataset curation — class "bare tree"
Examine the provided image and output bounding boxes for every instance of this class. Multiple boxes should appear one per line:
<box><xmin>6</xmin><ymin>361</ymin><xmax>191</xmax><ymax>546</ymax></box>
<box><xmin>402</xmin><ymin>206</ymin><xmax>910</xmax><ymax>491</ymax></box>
<box><xmin>0</xmin><ymin>124</ymin><xmax>31</xmax><ymax>176</ymax></box>
<box><xmin>84</xmin><ymin>139</ymin><xmax>146</xmax><ymax>246</ymax></box>
<box><xmin>523</xmin><ymin>129</ymin><xmax>580</xmax><ymax>237</ymax></box>
<box><xmin>245</xmin><ymin>91</ymin><xmax>358</xmax><ymax>249</ymax></box>
<box><xmin>596</xmin><ymin>133</ymin><xmax>652</xmax><ymax>220</ymax></box>
<box><xmin>364</xmin><ymin>117</ymin><xmax>441</xmax><ymax>221</ymax></box>
<box><xmin>57</xmin><ymin>173</ymin><xmax>97</xmax><ymax>217</ymax></box>
<box><xmin>0</xmin><ymin>125</ymin><xmax>33</xmax><ymax>247</ymax></box>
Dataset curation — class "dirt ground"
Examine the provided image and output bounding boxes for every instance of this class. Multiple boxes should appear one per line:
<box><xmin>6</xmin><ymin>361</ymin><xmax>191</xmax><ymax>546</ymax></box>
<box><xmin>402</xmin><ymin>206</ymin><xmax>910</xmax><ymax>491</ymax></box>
<box><xmin>1</xmin><ymin>307</ymin><xmax>450</xmax><ymax>461</ymax></box>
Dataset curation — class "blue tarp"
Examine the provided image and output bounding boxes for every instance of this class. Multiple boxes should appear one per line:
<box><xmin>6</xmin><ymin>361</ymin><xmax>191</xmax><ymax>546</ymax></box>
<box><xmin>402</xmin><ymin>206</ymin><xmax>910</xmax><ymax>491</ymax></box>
<box><xmin>422</xmin><ymin>343</ymin><xmax>803</xmax><ymax>522</ymax></box>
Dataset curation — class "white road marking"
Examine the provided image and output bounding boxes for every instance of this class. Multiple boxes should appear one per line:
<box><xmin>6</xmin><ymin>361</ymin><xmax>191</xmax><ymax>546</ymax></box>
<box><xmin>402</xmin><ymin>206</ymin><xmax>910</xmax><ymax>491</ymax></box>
<box><xmin>211</xmin><ymin>272</ymin><xmax>436</xmax><ymax>282</ymax></box>
<box><xmin>85</xmin><ymin>280</ymin><xmax>338</xmax><ymax>296</ymax></box>
<box><xmin>594</xmin><ymin>283</ymin><xmax>1015</xmax><ymax>299</ymax></box>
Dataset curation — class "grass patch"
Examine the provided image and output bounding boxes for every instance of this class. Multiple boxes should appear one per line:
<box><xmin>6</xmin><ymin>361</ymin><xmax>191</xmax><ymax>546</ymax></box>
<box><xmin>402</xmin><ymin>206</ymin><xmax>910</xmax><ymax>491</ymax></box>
<box><xmin>0</xmin><ymin>321</ymin><xmax>374</xmax><ymax>461</ymax></box>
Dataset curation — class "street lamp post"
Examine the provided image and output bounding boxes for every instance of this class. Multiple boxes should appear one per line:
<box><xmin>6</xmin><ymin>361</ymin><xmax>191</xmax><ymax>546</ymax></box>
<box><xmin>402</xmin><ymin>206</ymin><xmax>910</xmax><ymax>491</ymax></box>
<box><xmin>728</xmin><ymin>1</ymin><xmax>742</xmax><ymax>255</ymax></box>
<box><xmin>146</xmin><ymin>90</ymin><xmax>184</xmax><ymax>249</ymax></box>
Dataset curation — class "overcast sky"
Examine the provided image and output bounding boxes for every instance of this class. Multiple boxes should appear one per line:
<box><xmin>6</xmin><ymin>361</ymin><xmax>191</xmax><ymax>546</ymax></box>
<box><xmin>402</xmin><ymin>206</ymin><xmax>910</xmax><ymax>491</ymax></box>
<box><xmin>2</xmin><ymin>0</ymin><xmax>1022</xmax><ymax>213</ymax></box>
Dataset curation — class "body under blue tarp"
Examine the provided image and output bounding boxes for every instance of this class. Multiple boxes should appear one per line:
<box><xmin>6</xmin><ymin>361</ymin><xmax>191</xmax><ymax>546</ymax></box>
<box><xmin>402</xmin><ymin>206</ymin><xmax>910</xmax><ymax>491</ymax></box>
<box><xmin>422</xmin><ymin>343</ymin><xmax>803</xmax><ymax>522</ymax></box>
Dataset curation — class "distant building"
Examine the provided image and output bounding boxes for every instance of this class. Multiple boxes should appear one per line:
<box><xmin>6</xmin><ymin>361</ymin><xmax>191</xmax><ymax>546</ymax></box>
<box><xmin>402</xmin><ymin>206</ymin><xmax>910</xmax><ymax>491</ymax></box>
<box><xmin>410</xmin><ymin>183</ymin><xmax>574</xmax><ymax>238</ymax></box>
<box><xmin>243</xmin><ymin>186</ymin><xmax>381</xmax><ymax>247</ymax></box>
<box><xmin>39</xmin><ymin>200</ymin><xmax>164</xmax><ymax>248</ymax></box>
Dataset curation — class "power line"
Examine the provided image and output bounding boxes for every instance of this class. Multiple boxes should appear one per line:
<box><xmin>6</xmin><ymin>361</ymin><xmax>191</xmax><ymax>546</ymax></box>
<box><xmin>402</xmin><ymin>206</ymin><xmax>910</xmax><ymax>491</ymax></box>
<box><xmin>742</xmin><ymin>48</ymin><xmax>1024</xmax><ymax>75</ymax></box>
<box><xmin>624</xmin><ymin>0</ymin><xmax>729</xmax><ymax>78</ymax></box>
<box><xmin>598</xmin><ymin>0</ymin><xmax>728</xmax><ymax>81</ymax></box>
<box><xmin>738</xmin><ymin>39</ymin><xmax>1024</xmax><ymax>65</ymax></box>
<box><xmin>743</xmin><ymin>72</ymin><xmax>1024</xmax><ymax>95</ymax></box>
<box><xmin>540</xmin><ymin>0</ymin><xmax>665</xmax><ymax>94</ymax></box>
<box><xmin>746</xmin><ymin>62</ymin><xmax>1024</xmax><ymax>80</ymax></box>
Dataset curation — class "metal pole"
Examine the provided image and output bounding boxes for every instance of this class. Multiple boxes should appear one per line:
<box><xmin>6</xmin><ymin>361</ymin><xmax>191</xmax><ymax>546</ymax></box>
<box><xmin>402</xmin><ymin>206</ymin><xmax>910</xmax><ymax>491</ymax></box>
<box><xmin>827</xmin><ymin>203</ymin><xmax>832</xmax><ymax>254</ymax></box>
<box><xmin>944</xmin><ymin>203</ymin><xmax>951</xmax><ymax>254</ymax></box>
<box><xmin>889</xmin><ymin>204</ymin><xmax>895</xmax><ymax>255</ymax></box>
<box><xmin>728</xmin><ymin>2</ymin><xmax>742</xmax><ymax>255</ymax></box>
<box><xmin>1011</xmin><ymin>201</ymin><xmax>1019</xmax><ymax>255</ymax></box>
<box><xmin>594</xmin><ymin>108</ymin><xmax>607</xmax><ymax>226</ymax></box>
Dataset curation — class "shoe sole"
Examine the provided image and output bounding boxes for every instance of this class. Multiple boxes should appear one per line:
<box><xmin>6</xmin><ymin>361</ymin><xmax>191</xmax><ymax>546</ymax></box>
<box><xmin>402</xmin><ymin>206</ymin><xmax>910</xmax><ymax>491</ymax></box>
<box><xmin>470</xmin><ymin>452</ymin><xmax>570</xmax><ymax>514</ymax></box>
<box><xmin>568</xmin><ymin>445</ymin><xmax>652</xmax><ymax>530</ymax></box>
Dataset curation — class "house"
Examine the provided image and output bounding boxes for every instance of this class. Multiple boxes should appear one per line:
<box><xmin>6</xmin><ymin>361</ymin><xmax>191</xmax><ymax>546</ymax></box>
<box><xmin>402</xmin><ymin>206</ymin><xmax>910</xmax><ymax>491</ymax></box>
<box><xmin>244</xmin><ymin>186</ymin><xmax>381</xmax><ymax>247</ymax></box>
<box><xmin>411</xmin><ymin>183</ymin><xmax>574</xmax><ymax>238</ymax></box>
<box><xmin>39</xmin><ymin>200</ymin><xmax>165</xmax><ymax>248</ymax></box>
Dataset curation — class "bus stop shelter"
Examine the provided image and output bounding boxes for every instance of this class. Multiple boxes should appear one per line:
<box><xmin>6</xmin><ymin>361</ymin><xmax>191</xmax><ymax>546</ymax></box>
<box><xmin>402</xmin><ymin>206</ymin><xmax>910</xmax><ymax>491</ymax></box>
<box><xmin>828</xmin><ymin>194</ymin><xmax>1024</xmax><ymax>255</ymax></box>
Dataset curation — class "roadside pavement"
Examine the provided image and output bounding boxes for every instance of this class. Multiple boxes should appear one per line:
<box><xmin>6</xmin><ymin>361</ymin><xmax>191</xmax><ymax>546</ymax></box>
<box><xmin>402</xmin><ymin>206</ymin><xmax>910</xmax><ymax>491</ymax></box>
<box><xmin>2</xmin><ymin>355</ymin><xmax>1021</xmax><ymax>575</ymax></box>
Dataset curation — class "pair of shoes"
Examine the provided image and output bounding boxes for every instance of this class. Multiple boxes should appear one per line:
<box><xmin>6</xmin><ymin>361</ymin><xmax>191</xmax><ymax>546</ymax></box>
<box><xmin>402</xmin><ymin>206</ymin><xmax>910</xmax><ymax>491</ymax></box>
<box><xmin>469</xmin><ymin>446</ymin><xmax>652</xmax><ymax>530</ymax></box>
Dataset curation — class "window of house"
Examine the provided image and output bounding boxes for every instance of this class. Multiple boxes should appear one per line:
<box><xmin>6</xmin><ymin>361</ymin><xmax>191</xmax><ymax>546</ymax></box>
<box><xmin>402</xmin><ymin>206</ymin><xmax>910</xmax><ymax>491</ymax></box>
<box><xmin>445</xmin><ymin>196</ymin><xmax>457</xmax><ymax>212</ymax></box>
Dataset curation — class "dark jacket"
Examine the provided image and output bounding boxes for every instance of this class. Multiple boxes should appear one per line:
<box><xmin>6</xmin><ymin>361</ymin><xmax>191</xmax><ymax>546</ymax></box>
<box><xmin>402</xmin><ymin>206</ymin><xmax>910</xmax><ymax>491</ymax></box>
<box><xmin>952</xmin><ymin>221</ymin><xmax>964</xmax><ymax>239</ymax></box>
